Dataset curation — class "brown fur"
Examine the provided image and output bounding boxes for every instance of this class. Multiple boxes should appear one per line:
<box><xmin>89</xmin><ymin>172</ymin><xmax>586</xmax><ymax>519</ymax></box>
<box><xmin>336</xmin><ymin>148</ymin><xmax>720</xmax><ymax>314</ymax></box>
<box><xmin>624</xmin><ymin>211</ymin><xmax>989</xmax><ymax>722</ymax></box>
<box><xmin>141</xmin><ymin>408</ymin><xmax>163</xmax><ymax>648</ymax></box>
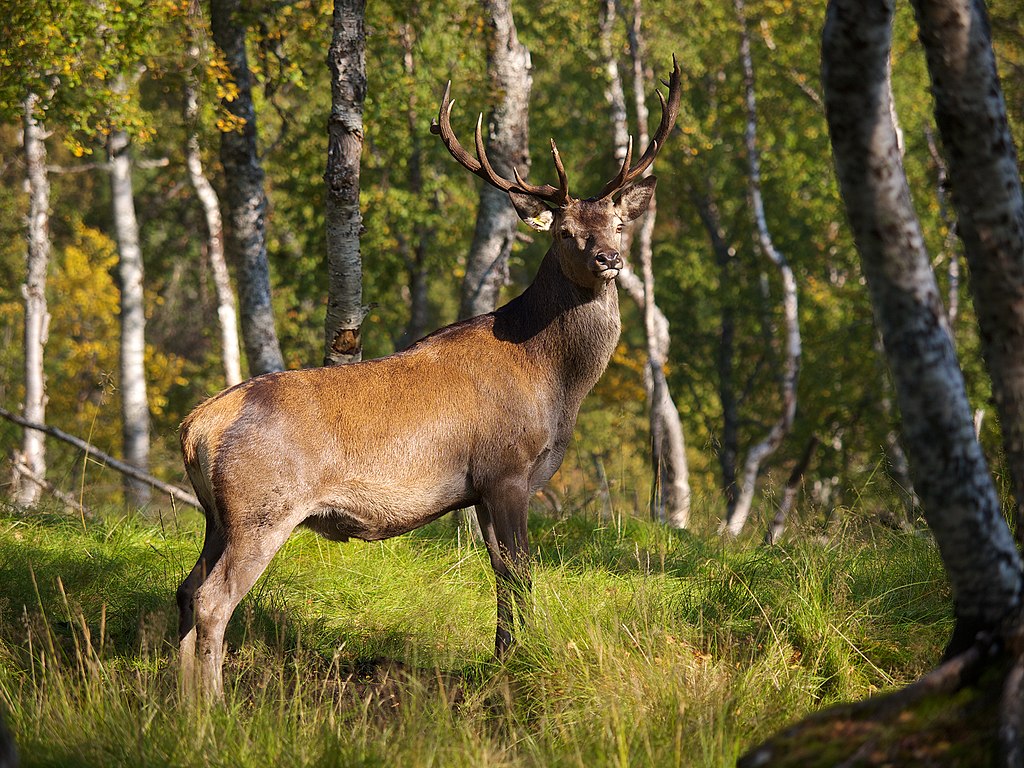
<box><xmin>177</xmin><ymin>176</ymin><xmax>658</xmax><ymax>698</ymax></box>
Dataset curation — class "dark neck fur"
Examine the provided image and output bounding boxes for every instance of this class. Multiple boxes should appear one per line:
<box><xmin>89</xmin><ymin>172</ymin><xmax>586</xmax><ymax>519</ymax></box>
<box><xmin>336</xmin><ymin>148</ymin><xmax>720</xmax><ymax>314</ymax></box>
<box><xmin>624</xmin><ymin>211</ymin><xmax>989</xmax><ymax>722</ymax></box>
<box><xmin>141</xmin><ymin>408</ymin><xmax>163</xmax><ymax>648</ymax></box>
<box><xmin>492</xmin><ymin>250</ymin><xmax>621</xmax><ymax>399</ymax></box>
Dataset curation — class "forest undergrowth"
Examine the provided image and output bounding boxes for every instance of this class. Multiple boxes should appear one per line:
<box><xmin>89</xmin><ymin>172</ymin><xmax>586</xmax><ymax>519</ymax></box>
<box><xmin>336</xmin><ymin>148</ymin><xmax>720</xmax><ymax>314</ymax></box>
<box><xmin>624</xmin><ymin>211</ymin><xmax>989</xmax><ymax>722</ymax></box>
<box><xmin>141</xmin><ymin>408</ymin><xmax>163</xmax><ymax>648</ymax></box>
<box><xmin>0</xmin><ymin>499</ymin><xmax>950</xmax><ymax>767</ymax></box>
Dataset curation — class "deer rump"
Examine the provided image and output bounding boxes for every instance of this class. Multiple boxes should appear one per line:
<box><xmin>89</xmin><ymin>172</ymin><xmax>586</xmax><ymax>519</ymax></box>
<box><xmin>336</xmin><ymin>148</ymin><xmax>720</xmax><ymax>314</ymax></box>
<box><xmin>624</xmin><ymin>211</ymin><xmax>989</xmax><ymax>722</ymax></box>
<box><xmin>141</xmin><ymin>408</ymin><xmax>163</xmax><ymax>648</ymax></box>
<box><xmin>181</xmin><ymin>315</ymin><xmax>564</xmax><ymax>545</ymax></box>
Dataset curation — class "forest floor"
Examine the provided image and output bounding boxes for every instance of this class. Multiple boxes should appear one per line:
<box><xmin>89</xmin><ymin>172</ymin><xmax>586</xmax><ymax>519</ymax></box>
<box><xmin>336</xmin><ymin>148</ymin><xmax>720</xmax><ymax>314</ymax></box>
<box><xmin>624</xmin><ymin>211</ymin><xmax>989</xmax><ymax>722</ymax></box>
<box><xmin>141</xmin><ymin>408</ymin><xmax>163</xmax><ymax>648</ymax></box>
<box><xmin>0</xmin><ymin>499</ymin><xmax>953</xmax><ymax>767</ymax></box>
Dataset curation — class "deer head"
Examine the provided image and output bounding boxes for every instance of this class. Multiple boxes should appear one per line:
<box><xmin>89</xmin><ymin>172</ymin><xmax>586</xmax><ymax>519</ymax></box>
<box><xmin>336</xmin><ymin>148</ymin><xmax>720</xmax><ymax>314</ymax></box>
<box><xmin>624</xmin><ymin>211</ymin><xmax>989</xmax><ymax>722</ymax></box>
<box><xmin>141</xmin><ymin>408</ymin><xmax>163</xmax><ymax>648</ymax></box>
<box><xmin>431</xmin><ymin>57</ymin><xmax>682</xmax><ymax>290</ymax></box>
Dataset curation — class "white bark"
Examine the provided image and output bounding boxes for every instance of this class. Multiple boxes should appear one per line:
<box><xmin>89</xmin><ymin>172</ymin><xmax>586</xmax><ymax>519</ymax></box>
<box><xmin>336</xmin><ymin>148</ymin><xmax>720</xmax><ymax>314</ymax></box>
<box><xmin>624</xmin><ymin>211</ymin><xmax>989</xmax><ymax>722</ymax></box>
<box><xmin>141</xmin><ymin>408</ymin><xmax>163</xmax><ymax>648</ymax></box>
<box><xmin>822</xmin><ymin>0</ymin><xmax>1023</xmax><ymax>632</ymax></box>
<box><xmin>603</xmin><ymin>0</ymin><xmax>691</xmax><ymax>528</ymax></box>
<box><xmin>14</xmin><ymin>92</ymin><xmax>50</xmax><ymax>507</ymax></box>
<box><xmin>458</xmin><ymin>0</ymin><xmax>532</xmax><ymax>320</ymax></box>
<box><xmin>108</xmin><ymin>123</ymin><xmax>152</xmax><ymax>507</ymax></box>
<box><xmin>184</xmin><ymin>74</ymin><xmax>242</xmax><ymax>387</ymax></box>
<box><xmin>324</xmin><ymin>0</ymin><xmax>367</xmax><ymax>365</ymax></box>
<box><xmin>721</xmin><ymin>0</ymin><xmax>801</xmax><ymax>538</ymax></box>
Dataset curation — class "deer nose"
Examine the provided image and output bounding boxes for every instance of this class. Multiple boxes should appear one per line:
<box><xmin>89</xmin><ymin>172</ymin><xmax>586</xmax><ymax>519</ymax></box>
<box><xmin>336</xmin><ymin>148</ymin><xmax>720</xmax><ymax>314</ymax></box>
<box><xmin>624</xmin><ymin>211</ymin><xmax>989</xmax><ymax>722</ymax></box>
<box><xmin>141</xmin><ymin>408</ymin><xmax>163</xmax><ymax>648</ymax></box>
<box><xmin>594</xmin><ymin>251</ymin><xmax>622</xmax><ymax>271</ymax></box>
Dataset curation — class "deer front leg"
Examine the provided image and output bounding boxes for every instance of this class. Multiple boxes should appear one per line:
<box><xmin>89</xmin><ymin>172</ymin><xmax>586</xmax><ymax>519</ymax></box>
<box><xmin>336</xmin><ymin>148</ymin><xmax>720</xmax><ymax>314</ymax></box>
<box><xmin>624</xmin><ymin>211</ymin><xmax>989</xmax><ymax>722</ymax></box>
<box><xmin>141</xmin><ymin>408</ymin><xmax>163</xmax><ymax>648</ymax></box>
<box><xmin>474</xmin><ymin>480</ymin><xmax>532</xmax><ymax>657</ymax></box>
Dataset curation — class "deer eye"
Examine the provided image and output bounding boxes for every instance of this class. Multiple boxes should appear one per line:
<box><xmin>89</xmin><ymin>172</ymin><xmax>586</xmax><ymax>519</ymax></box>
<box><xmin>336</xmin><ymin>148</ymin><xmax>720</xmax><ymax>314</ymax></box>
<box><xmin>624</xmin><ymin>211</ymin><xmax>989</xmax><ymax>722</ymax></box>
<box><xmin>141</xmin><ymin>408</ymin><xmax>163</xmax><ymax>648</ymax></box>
<box><xmin>560</xmin><ymin>230</ymin><xmax>574</xmax><ymax>240</ymax></box>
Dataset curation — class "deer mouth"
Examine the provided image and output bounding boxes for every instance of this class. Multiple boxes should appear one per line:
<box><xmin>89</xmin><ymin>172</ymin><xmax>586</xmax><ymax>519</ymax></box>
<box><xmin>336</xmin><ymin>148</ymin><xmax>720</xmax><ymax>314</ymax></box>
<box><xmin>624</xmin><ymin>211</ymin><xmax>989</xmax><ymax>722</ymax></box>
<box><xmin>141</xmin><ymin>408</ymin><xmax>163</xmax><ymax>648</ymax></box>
<box><xmin>594</xmin><ymin>265</ymin><xmax>621</xmax><ymax>281</ymax></box>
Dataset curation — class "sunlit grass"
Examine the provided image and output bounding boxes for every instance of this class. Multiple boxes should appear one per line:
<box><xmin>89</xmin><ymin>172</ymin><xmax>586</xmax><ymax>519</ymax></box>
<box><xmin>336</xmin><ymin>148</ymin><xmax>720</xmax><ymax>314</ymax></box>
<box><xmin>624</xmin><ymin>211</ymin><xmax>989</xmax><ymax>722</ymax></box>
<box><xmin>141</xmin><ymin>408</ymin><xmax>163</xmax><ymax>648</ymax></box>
<box><xmin>0</xmin><ymin>500</ymin><xmax>950</xmax><ymax>767</ymax></box>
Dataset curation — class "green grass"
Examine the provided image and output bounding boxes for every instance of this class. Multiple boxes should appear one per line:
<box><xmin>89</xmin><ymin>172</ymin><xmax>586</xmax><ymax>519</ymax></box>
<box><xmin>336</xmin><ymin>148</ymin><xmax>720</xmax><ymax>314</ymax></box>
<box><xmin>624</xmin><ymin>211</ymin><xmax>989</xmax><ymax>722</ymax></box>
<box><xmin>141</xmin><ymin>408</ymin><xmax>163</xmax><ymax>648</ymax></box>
<box><xmin>0</xmin><ymin>500</ymin><xmax>951</xmax><ymax>767</ymax></box>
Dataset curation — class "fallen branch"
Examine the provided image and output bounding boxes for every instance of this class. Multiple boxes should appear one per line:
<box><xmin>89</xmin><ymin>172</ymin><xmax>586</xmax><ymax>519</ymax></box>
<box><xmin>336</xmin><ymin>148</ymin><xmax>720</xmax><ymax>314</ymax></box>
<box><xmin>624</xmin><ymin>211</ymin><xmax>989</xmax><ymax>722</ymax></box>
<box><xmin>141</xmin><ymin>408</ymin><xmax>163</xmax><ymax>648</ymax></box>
<box><xmin>0</xmin><ymin>406</ymin><xmax>200</xmax><ymax>509</ymax></box>
<box><xmin>11</xmin><ymin>457</ymin><xmax>95</xmax><ymax>519</ymax></box>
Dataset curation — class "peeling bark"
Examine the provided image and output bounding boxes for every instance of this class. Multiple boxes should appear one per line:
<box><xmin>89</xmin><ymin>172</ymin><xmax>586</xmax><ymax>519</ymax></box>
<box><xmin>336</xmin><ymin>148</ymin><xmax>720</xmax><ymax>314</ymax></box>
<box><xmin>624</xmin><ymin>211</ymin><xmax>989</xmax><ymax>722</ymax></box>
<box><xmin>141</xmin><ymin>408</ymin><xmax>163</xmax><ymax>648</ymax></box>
<box><xmin>602</xmin><ymin>0</ymin><xmax>691</xmax><ymax>528</ymax></box>
<box><xmin>457</xmin><ymin>0</ymin><xmax>531</xmax><ymax>321</ymax></box>
<box><xmin>324</xmin><ymin>0</ymin><xmax>366</xmax><ymax>365</ymax></box>
<box><xmin>211</xmin><ymin>0</ymin><xmax>284</xmax><ymax>375</ymax></box>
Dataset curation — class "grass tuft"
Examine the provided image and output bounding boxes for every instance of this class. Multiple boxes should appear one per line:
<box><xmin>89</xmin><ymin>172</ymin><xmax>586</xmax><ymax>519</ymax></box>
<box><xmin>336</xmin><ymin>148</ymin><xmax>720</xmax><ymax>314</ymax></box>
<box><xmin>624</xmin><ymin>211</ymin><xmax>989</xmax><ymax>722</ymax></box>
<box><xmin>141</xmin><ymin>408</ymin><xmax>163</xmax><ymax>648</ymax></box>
<box><xmin>0</xmin><ymin>505</ymin><xmax>949</xmax><ymax>766</ymax></box>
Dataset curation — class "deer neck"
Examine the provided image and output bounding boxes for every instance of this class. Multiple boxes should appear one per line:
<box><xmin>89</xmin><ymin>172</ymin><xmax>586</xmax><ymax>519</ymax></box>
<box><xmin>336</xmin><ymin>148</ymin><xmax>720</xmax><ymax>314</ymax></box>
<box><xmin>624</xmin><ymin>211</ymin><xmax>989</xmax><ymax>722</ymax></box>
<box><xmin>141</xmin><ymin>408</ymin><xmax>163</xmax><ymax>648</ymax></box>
<box><xmin>494</xmin><ymin>250</ymin><xmax>621</xmax><ymax>402</ymax></box>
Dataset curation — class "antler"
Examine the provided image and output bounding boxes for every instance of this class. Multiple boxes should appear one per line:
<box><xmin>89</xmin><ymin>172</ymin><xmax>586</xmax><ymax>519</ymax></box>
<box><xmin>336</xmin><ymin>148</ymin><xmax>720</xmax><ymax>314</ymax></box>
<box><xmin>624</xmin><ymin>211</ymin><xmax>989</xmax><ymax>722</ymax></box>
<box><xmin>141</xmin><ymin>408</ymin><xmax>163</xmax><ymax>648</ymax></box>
<box><xmin>595</xmin><ymin>55</ymin><xmax>682</xmax><ymax>200</ymax></box>
<box><xmin>431</xmin><ymin>82</ymin><xmax>570</xmax><ymax>206</ymax></box>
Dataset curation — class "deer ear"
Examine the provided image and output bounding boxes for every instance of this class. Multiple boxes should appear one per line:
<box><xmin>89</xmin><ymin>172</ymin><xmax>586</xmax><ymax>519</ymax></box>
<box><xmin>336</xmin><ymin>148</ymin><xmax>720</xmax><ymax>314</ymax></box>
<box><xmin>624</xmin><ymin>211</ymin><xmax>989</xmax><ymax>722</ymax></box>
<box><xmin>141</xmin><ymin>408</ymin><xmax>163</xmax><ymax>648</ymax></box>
<box><xmin>509</xmin><ymin>190</ymin><xmax>554</xmax><ymax>231</ymax></box>
<box><xmin>616</xmin><ymin>176</ymin><xmax>658</xmax><ymax>222</ymax></box>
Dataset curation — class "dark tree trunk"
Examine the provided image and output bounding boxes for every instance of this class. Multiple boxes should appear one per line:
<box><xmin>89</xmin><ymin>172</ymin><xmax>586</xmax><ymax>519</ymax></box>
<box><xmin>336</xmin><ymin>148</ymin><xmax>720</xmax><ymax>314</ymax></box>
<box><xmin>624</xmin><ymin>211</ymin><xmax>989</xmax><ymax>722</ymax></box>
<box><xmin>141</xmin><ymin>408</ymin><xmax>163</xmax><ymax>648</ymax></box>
<box><xmin>396</xmin><ymin>18</ymin><xmax>433</xmax><ymax>350</ymax></box>
<box><xmin>911</xmin><ymin>0</ymin><xmax>1024</xmax><ymax>549</ymax></box>
<box><xmin>210</xmin><ymin>0</ymin><xmax>285</xmax><ymax>375</ymax></box>
<box><xmin>695</xmin><ymin>193</ymin><xmax>740</xmax><ymax>514</ymax></box>
<box><xmin>324</xmin><ymin>0</ymin><xmax>366</xmax><ymax>365</ymax></box>
<box><xmin>457</xmin><ymin>0</ymin><xmax>532</xmax><ymax>320</ymax></box>
<box><xmin>821</xmin><ymin>0</ymin><xmax>1021</xmax><ymax>637</ymax></box>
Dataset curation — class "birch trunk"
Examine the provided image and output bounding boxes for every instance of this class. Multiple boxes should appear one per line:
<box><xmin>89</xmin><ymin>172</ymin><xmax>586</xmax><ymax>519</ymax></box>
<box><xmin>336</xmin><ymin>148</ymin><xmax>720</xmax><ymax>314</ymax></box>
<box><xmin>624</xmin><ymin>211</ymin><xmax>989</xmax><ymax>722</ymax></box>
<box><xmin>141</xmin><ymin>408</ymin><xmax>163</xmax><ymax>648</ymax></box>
<box><xmin>14</xmin><ymin>92</ymin><xmax>50</xmax><ymax>507</ymax></box>
<box><xmin>457</xmin><ymin>0</ymin><xmax>531</xmax><ymax>320</ymax></box>
<box><xmin>739</xmin><ymin>3</ymin><xmax>1024</xmax><ymax>761</ymax></box>
<box><xmin>721</xmin><ymin>0</ymin><xmax>801</xmax><ymax>537</ymax></box>
<box><xmin>324</xmin><ymin>0</ymin><xmax>366</xmax><ymax>365</ymax></box>
<box><xmin>911</xmin><ymin>0</ymin><xmax>1024</xmax><ymax>548</ymax></box>
<box><xmin>821</xmin><ymin>0</ymin><xmax>1022</xmax><ymax>639</ymax></box>
<box><xmin>602</xmin><ymin>0</ymin><xmax>691</xmax><ymax>528</ymax></box>
<box><xmin>210</xmin><ymin>0</ymin><xmax>284</xmax><ymax>375</ymax></box>
<box><xmin>108</xmin><ymin>125</ymin><xmax>152</xmax><ymax>507</ymax></box>
<box><xmin>184</xmin><ymin>73</ymin><xmax>243</xmax><ymax>387</ymax></box>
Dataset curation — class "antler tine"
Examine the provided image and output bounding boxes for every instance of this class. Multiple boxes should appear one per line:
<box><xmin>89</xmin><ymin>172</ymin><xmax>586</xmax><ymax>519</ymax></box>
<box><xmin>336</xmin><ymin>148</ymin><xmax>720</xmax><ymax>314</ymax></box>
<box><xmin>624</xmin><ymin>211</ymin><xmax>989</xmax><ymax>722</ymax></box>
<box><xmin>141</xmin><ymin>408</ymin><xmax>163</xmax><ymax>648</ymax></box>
<box><xmin>596</xmin><ymin>56</ymin><xmax>683</xmax><ymax>199</ymax></box>
<box><xmin>596</xmin><ymin>135</ymin><xmax>634</xmax><ymax>200</ymax></box>
<box><xmin>550</xmin><ymin>139</ymin><xmax>570</xmax><ymax>203</ymax></box>
<box><xmin>472</xmin><ymin>114</ymin><xmax>517</xmax><ymax>193</ymax></box>
<box><xmin>434</xmin><ymin>80</ymin><xmax>573</xmax><ymax>205</ymax></box>
<box><xmin>511</xmin><ymin>140</ymin><xmax>569</xmax><ymax>204</ymax></box>
<box><xmin>431</xmin><ymin>82</ymin><xmax>485</xmax><ymax>177</ymax></box>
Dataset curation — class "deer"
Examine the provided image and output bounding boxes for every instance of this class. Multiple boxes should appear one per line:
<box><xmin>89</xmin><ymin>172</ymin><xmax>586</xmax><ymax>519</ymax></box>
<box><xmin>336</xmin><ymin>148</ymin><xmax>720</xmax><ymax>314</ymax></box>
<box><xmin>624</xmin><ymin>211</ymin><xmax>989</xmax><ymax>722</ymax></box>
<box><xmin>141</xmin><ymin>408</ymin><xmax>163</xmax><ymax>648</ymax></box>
<box><xmin>176</xmin><ymin>59</ymin><xmax>681</xmax><ymax>698</ymax></box>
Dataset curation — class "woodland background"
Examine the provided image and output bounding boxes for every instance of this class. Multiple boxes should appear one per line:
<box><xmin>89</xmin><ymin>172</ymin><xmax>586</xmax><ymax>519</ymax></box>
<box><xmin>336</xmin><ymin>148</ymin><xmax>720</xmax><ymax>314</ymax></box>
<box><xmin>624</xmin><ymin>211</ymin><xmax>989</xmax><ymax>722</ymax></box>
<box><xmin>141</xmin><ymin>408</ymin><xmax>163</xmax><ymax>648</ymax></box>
<box><xmin>1</xmin><ymin>0</ymin><xmax>1024</xmax><ymax>541</ymax></box>
<box><xmin>2</xmin><ymin>1</ymin><xmax>1024</xmax><ymax>765</ymax></box>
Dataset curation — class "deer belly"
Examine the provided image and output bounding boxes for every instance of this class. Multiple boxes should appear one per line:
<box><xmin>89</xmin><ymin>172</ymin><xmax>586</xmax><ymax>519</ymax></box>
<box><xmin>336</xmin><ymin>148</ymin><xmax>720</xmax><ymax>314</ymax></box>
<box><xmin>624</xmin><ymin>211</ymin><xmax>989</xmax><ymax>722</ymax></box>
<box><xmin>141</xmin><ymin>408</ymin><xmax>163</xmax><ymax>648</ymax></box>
<box><xmin>302</xmin><ymin>472</ymin><xmax>474</xmax><ymax>542</ymax></box>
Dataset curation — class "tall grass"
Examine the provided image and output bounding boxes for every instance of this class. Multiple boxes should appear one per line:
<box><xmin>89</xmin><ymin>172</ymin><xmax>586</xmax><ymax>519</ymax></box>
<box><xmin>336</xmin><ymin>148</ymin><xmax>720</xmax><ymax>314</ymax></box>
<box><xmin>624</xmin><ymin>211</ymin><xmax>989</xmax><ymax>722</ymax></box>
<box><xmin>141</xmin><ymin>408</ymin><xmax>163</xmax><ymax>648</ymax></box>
<box><xmin>0</xmin><ymin>501</ymin><xmax>950</xmax><ymax>767</ymax></box>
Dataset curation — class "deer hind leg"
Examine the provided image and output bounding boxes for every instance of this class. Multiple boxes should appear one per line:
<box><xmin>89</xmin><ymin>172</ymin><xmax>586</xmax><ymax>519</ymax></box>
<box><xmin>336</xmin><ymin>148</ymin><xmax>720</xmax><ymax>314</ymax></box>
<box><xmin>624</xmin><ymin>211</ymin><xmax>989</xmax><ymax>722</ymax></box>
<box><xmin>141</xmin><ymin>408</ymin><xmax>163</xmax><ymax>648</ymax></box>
<box><xmin>177</xmin><ymin>511</ymin><xmax>225</xmax><ymax>698</ymax></box>
<box><xmin>475</xmin><ymin>480</ymin><xmax>532</xmax><ymax>658</ymax></box>
<box><xmin>191</xmin><ymin>521</ymin><xmax>295</xmax><ymax>699</ymax></box>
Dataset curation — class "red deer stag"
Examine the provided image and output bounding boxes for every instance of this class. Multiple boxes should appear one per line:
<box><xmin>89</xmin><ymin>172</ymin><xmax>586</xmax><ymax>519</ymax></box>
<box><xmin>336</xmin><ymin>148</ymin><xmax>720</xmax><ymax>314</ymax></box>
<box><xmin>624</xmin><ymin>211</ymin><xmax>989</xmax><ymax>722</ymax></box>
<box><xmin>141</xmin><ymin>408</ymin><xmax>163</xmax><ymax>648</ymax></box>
<box><xmin>177</xmin><ymin>59</ymin><xmax>681</xmax><ymax>698</ymax></box>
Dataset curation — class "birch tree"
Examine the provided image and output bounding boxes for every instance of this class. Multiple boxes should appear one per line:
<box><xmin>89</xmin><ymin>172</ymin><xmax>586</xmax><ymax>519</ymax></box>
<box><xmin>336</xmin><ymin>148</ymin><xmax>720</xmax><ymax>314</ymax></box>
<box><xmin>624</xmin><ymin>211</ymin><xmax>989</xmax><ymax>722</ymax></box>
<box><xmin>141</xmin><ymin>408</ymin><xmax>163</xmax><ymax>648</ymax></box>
<box><xmin>12</xmin><ymin>92</ymin><xmax>50</xmax><ymax>507</ymax></box>
<box><xmin>210</xmin><ymin>0</ymin><xmax>284</xmax><ymax>375</ymax></box>
<box><xmin>324</xmin><ymin>0</ymin><xmax>366</xmax><ymax>365</ymax></box>
<box><xmin>107</xmin><ymin>92</ymin><xmax>151</xmax><ymax>507</ymax></box>
<box><xmin>911</xmin><ymin>0</ymin><xmax>1024</xmax><ymax>548</ymax></box>
<box><xmin>601</xmin><ymin>0</ymin><xmax>691</xmax><ymax>528</ymax></box>
<box><xmin>457</xmin><ymin>0</ymin><xmax>532</xmax><ymax>320</ymax></box>
<box><xmin>184</xmin><ymin>31</ymin><xmax>242</xmax><ymax>388</ymax></box>
<box><xmin>720</xmin><ymin>0</ymin><xmax>801</xmax><ymax>537</ymax></box>
<box><xmin>742</xmin><ymin>0</ymin><xmax>1024</xmax><ymax>760</ymax></box>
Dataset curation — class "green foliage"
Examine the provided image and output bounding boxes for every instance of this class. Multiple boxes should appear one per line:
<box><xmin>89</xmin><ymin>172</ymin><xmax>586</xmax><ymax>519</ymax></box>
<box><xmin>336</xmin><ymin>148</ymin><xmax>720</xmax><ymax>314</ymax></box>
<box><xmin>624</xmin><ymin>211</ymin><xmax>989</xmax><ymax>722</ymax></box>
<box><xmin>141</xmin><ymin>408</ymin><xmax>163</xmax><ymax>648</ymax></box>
<box><xmin>0</xmin><ymin>0</ymin><xmax>1022</xmax><ymax>524</ymax></box>
<box><xmin>0</xmin><ymin>504</ymin><xmax>949</xmax><ymax>766</ymax></box>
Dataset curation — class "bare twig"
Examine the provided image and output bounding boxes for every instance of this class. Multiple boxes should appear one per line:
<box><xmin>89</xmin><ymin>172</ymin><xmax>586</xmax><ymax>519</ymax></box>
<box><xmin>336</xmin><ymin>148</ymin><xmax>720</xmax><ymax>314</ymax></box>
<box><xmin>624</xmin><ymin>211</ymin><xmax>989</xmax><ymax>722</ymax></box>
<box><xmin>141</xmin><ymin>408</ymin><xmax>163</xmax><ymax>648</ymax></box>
<box><xmin>0</xmin><ymin>406</ymin><xmax>200</xmax><ymax>508</ymax></box>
